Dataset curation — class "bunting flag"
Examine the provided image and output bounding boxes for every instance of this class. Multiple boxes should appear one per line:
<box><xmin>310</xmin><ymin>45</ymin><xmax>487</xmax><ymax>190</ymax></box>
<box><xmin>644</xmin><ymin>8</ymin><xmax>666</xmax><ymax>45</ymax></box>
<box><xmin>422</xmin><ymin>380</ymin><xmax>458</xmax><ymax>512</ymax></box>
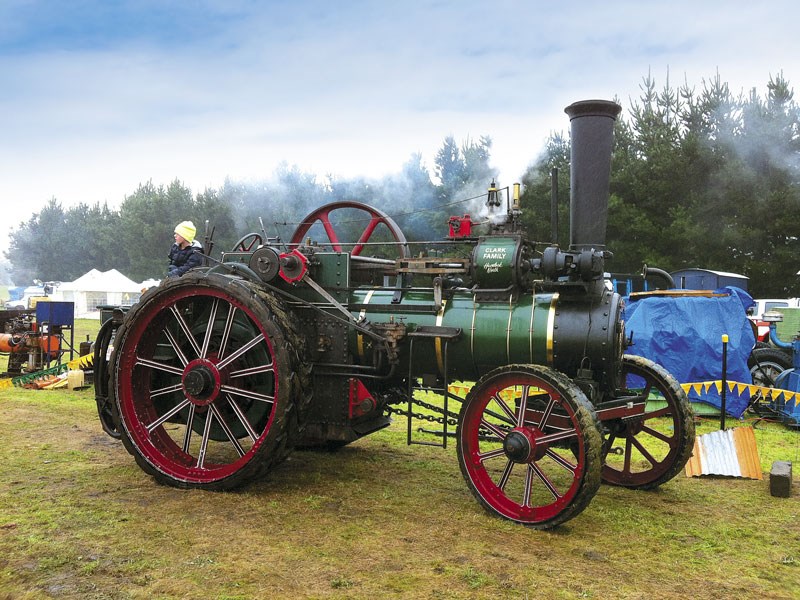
<box><xmin>681</xmin><ymin>379</ymin><xmax>799</xmax><ymax>416</ymax></box>
<box><xmin>445</xmin><ymin>384</ymin><xmax>543</xmax><ymax>402</ymax></box>
<box><xmin>444</xmin><ymin>380</ymin><xmax>798</xmax><ymax>405</ymax></box>
<box><xmin>447</xmin><ymin>379</ymin><xmax>800</xmax><ymax>422</ymax></box>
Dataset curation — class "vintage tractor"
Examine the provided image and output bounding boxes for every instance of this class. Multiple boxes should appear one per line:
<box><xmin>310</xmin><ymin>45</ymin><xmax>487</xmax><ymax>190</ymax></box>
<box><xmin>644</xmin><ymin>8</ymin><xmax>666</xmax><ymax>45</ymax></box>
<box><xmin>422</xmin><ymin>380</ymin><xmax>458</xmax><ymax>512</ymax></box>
<box><xmin>94</xmin><ymin>100</ymin><xmax>695</xmax><ymax>529</ymax></box>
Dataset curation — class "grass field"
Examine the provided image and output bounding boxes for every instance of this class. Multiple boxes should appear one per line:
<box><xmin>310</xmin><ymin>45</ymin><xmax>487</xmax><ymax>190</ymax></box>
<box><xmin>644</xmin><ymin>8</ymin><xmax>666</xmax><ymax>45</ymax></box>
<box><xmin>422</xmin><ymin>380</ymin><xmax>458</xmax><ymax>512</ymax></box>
<box><xmin>0</xmin><ymin>380</ymin><xmax>798</xmax><ymax>599</ymax></box>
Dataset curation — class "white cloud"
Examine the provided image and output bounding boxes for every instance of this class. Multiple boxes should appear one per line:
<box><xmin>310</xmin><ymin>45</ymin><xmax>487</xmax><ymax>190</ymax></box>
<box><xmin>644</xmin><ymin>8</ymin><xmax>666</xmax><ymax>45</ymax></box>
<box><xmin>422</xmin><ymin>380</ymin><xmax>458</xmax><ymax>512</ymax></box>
<box><xmin>1</xmin><ymin>0</ymin><xmax>799</xmax><ymax>260</ymax></box>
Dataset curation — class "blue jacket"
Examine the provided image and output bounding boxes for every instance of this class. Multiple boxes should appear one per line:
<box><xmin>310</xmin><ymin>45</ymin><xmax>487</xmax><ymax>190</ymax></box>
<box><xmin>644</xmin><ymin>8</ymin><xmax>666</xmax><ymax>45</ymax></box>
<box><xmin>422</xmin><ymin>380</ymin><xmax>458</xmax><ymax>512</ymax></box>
<box><xmin>167</xmin><ymin>240</ymin><xmax>204</xmax><ymax>277</ymax></box>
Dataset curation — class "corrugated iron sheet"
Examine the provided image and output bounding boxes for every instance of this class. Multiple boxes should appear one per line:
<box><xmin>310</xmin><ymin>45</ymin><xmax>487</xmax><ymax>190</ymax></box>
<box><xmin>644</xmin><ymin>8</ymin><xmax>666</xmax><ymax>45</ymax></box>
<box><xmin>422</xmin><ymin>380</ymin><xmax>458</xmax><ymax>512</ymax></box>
<box><xmin>684</xmin><ymin>427</ymin><xmax>763</xmax><ymax>480</ymax></box>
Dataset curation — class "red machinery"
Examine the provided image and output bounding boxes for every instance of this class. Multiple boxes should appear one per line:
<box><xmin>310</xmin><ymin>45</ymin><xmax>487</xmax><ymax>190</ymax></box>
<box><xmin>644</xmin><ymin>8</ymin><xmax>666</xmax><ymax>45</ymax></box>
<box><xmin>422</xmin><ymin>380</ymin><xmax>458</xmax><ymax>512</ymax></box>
<box><xmin>1</xmin><ymin>304</ymin><xmax>72</xmax><ymax>377</ymax></box>
<box><xmin>1</xmin><ymin>312</ymin><xmax>60</xmax><ymax>376</ymax></box>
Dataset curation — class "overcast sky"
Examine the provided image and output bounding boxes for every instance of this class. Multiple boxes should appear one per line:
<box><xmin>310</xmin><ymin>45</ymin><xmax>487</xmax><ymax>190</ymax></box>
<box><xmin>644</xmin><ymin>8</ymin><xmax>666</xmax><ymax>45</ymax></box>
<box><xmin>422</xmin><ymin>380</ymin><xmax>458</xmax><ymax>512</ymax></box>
<box><xmin>1</xmin><ymin>1</ymin><xmax>798</xmax><ymax>260</ymax></box>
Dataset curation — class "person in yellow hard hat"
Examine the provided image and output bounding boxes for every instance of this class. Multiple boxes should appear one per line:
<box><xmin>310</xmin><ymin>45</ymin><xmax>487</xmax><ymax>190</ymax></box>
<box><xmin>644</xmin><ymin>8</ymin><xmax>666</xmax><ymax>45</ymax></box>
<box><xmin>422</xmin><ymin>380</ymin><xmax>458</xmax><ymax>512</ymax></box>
<box><xmin>167</xmin><ymin>221</ymin><xmax>204</xmax><ymax>277</ymax></box>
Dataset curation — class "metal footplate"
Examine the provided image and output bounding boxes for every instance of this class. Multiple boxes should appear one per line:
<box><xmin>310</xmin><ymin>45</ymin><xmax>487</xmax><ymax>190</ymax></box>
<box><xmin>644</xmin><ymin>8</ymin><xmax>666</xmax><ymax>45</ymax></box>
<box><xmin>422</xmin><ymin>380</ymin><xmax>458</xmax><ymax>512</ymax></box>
<box><xmin>406</xmin><ymin>325</ymin><xmax>462</xmax><ymax>448</ymax></box>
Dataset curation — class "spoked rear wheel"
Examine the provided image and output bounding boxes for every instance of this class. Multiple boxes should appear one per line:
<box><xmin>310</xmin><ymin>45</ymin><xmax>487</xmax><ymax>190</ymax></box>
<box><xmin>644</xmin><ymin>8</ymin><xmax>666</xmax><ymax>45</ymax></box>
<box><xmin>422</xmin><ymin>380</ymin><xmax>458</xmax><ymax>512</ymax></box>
<box><xmin>601</xmin><ymin>354</ymin><xmax>695</xmax><ymax>489</ymax></box>
<box><xmin>457</xmin><ymin>364</ymin><xmax>603</xmax><ymax>529</ymax></box>
<box><xmin>111</xmin><ymin>272</ymin><xmax>306</xmax><ymax>490</ymax></box>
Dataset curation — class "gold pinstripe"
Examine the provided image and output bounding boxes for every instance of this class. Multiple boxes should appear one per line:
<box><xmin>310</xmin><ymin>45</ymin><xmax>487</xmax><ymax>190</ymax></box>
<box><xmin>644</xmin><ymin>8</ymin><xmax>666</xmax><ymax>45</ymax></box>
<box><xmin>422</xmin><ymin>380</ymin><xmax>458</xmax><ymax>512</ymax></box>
<box><xmin>546</xmin><ymin>292</ymin><xmax>559</xmax><ymax>365</ymax></box>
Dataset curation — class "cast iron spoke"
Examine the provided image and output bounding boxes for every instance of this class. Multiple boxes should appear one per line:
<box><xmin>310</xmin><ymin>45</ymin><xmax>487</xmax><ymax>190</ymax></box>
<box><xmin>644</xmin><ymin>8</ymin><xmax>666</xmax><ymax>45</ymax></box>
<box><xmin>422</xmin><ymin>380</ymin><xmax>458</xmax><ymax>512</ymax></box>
<box><xmin>494</xmin><ymin>393</ymin><xmax>517</xmax><ymax>423</ymax></box>
<box><xmin>200</xmin><ymin>299</ymin><xmax>220</xmax><ymax>359</ymax></box>
<box><xmin>148</xmin><ymin>382</ymin><xmax>184</xmax><ymax>399</ymax></box>
<box><xmin>146</xmin><ymin>398</ymin><xmax>192</xmax><ymax>433</ymax></box>
<box><xmin>163</xmin><ymin>327</ymin><xmax>190</xmax><ymax>367</ymax></box>
<box><xmin>605</xmin><ymin>433</ymin><xmax>618</xmax><ymax>458</ymax></box>
<box><xmin>135</xmin><ymin>356</ymin><xmax>184</xmax><ymax>376</ymax></box>
<box><xmin>352</xmin><ymin>216</ymin><xmax>382</xmax><ymax>255</ymax></box>
<box><xmin>497</xmin><ymin>459</ymin><xmax>515</xmax><ymax>491</ymax></box>
<box><xmin>225</xmin><ymin>394</ymin><xmax>259</xmax><ymax>442</ymax></box>
<box><xmin>479</xmin><ymin>417</ymin><xmax>509</xmax><ymax>441</ymax></box>
<box><xmin>170</xmin><ymin>305</ymin><xmax>202</xmax><ymax>358</ymax></box>
<box><xmin>640</xmin><ymin>424</ymin><xmax>673</xmax><ymax>444</ymax></box>
<box><xmin>537</xmin><ymin>428</ymin><xmax>578</xmax><ymax>446</ymax></box>
<box><xmin>545</xmin><ymin>448</ymin><xmax>578</xmax><ymax>472</ymax></box>
<box><xmin>516</xmin><ymin>385</ymin><xmax>531</xmax><ymax>427</ymax></box>
<box><xmin>538</xmin><ymin>396</ymin><xmax>557</xmax><ymax>429</ymax></box>
<box><xmin>216</xmin><ymin>334</ymin><xmax>265</xmax><ymax>371</ymax></box>
<box><xmin>218</xmin><ymin>305</ymin><xmax>237</xmax><ymax>360</ymax></box>
<box><xmin>522</xmin><ymin>462</ymin><xmax>534</xmax><ymax>507</ymax></box>
<box><xmin>631</xmin><ymin>435</ymin><xmax>659</xmax><ymax>466</ymax></box>
<box><xmin>480</xmin><ymin>405</ymin><xmax>516</xmax><ymax>427</ymax></box>
<box><xmin>477</xmin><ymin>447</ymin><xmax>507</xmax><ymax>463</ymax></box>
<box><xmin>623</xmin><ymin>437</ymin><xmax>633</xmax><ymax>473</ymax></box>
<box><xmin>182</xmin><ymin>404</ymin><xmax>196</xmax><ymax>453</ymax></box>
<box><xmin>209</xmin><ymin>404</ymin><xmax>246</xmax><ymax>457</ymax></box>
<box><xmin>197</xmin><ymin>409</ymin><xmax>214</xmax><ymax>469</ymax></box>
<box><xmin>530</xmin><ymin>462</ymin><xmax>561</xmax><ymax>501</ymax></box>
<box><xmin>229</xmin><ymin>363</ymin><xmax>274</xmax><ymax>379</ymax></box>
<box><xmin>641</xmin><ymin>406</ymin><xmax>671</xmax><ymax>420</ymax></box>
<box><xmin>220</xmin><ymin>384</ymin><xmax>275</xmax><ymax>404</ymax></box>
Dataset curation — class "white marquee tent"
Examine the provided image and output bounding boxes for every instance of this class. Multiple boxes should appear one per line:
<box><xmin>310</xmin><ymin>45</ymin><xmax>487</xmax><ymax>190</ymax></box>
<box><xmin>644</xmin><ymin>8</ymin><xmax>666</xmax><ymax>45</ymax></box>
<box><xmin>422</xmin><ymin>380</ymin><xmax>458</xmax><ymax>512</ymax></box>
<box><xmin>56</xmin><ymin>269</ymin><xmax>143</xmax><ymax>318</ymax></box>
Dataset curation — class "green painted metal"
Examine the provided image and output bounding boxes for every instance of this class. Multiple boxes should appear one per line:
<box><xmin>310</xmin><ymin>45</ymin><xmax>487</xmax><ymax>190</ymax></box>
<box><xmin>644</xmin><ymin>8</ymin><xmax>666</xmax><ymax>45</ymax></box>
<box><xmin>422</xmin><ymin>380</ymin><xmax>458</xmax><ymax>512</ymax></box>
<box><xmin>472</xmin><ymin>236</ymin><xmax>521</xmax><ymax>289</ymax></box>
<box><xmin>347</xmin><ymin>287</ymin><xmax>556</xmax><ymax>382</ymax></box>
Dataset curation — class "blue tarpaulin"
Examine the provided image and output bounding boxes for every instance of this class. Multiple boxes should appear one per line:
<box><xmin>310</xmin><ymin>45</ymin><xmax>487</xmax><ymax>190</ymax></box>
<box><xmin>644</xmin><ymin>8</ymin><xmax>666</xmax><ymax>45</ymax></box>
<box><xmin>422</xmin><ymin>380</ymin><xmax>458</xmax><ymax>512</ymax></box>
<box><xmin>622</xmin><ymin>287</ymin><xmax>756</xmax><ymax>418</ymax></box>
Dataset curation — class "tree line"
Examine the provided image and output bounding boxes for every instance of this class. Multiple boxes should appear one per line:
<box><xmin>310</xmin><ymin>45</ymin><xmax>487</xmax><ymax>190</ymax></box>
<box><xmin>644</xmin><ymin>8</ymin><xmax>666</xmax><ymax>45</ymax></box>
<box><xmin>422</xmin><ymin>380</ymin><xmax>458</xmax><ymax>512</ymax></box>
<box><xmin>5</xmin><ymin>72</ymin><xmax>799</xmax><ymax>296</ymax></box>
<box><xmin>523</xmin><ymin>72</ymin><xmax>800</xmax><ymax>296</ymax></box>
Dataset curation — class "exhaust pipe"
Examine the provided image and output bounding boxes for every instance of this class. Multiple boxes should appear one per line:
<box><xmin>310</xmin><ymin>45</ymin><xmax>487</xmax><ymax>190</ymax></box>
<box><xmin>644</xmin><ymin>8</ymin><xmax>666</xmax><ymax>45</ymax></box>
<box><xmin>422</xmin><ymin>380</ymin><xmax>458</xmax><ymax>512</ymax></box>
<box><xmin>564</xmin><ymin>100</ymin><xmax>622</xmax><ymax>251</ymax></box>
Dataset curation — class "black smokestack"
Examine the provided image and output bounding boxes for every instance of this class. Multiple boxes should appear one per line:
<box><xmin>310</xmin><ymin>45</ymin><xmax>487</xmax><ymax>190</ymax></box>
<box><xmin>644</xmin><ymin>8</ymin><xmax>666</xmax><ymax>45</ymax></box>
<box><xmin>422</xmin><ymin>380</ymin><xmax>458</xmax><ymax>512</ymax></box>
<box><xmin>564</xmin><ymin>99</ymin><xmax>622</xmax><ymax>250</ymax></box>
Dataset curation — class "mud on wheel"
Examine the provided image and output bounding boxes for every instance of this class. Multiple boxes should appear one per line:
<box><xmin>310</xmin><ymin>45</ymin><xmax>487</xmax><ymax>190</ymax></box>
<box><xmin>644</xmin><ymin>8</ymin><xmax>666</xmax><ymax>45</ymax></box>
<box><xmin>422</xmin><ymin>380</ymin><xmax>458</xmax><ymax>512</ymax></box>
<box><xmin>601</xmin><ymin>354</ymin><xmax>695</xmax><ymax>489</ymax></box>
<box><xmin>457</xmin><ymin>364</ymin><xmax>603</xmax><ymax>529</ymax></box>
<box><xmin>110</xmin><ymin>271</ymin><xmax>309</xmax><ymax>490</ymax></box>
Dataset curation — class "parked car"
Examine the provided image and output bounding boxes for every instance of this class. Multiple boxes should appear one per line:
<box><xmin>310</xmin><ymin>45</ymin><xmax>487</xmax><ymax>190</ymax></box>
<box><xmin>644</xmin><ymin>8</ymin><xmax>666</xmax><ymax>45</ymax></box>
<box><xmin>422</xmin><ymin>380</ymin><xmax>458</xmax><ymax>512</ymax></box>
<box><xmin>747</xmin><ymin>298</ymin><xmax>800</xmax><ymax>342</ymax></box>
<box><xmin>4</xmin><ymin>282</ymin><xmax>58</xmax><ymax>310</ymax></box>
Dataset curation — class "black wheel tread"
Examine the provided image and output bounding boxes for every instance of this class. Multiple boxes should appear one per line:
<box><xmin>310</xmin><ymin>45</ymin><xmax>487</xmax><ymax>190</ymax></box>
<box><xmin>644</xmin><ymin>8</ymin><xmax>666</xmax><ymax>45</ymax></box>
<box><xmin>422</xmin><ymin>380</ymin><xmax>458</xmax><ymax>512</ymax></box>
<box><xmin>456</xmin><ymin>363</ymin><xmax>603</xmax><ymax>530</ymax></box>
<box><xmin>604</xmin><ymin>354</ymin><xmax>695</xmax><ymax>490</ymax></box>
<box><xmin>111</xmin><ymin>271</ymin><xmax>311</xmax><ymax>491</ymax></box>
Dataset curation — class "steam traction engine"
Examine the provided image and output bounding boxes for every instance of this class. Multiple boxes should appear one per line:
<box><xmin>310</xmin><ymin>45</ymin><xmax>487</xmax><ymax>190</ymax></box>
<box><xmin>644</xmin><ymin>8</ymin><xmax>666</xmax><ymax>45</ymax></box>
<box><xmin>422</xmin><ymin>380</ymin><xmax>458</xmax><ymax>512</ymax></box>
<box><xmin>96</xmin><ymin>100</ymin><xmax>695</xmax><ymax>529</ymax></box>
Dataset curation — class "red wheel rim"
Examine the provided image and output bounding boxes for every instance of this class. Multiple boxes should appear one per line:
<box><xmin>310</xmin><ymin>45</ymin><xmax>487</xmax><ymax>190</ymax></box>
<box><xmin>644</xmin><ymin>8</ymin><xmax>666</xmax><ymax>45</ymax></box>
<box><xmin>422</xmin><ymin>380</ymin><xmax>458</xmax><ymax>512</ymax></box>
<box><xmin>232</xmin><ymin>233</ymin><xmax>263</xmax><ymax>252</ymax></box>
<box><xmin>116</xmin><ymin>286</ymin><xmax>281</xmax><ymax>484</ymax></box>
<box><xmin>602</xmin><ymin>357</ymin><xmax>690</xmax><ymax>486</ymax></box>
<box><xmin>459</xmin><ymin>371</ymin><xmax>589</xmax><ymax>524</ymax></box>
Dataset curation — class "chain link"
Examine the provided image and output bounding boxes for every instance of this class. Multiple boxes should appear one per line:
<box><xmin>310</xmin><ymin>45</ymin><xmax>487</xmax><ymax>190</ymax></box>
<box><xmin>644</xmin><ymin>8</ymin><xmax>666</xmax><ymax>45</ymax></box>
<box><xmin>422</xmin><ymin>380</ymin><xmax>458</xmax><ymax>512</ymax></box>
<box><xmin>385</xmin><ymin>397</ymin><xmax>460</xmax><ymax>427</ymax></box>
